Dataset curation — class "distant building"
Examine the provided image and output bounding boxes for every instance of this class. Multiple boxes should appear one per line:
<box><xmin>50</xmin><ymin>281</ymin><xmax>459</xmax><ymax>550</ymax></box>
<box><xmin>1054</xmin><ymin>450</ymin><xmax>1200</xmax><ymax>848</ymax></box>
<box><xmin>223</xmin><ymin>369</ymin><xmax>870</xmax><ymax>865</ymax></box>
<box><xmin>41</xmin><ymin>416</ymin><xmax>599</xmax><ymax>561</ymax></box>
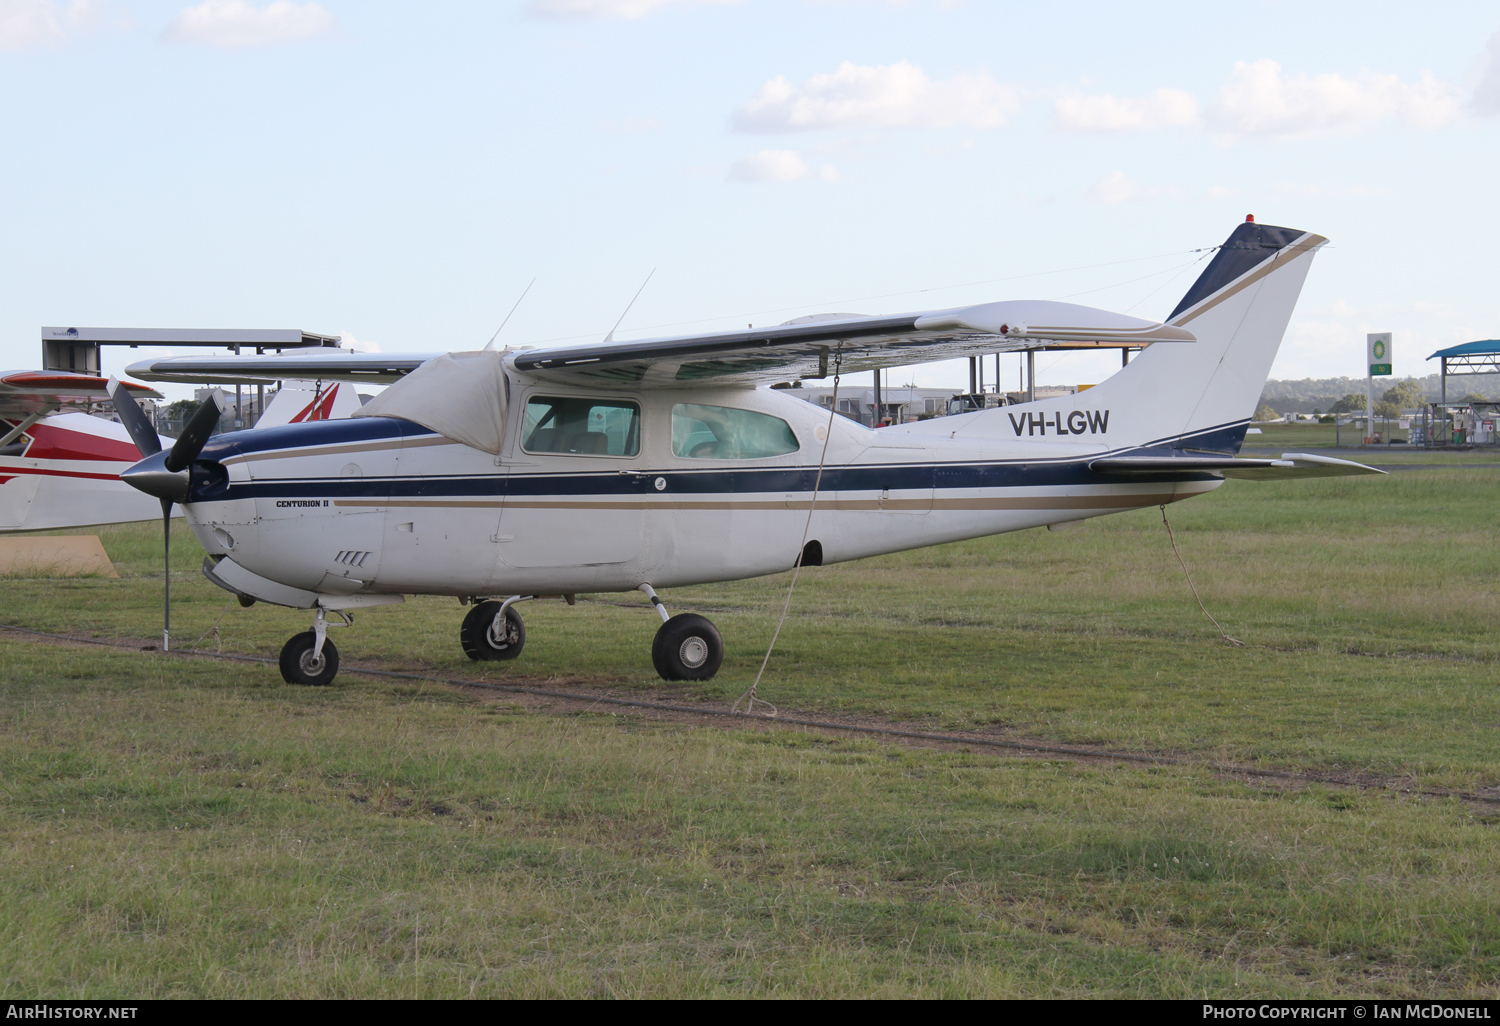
<box><xmin>776</xmin><ymin>383</ymin><xmax>1083</xmax><ymax>427</ymax></box>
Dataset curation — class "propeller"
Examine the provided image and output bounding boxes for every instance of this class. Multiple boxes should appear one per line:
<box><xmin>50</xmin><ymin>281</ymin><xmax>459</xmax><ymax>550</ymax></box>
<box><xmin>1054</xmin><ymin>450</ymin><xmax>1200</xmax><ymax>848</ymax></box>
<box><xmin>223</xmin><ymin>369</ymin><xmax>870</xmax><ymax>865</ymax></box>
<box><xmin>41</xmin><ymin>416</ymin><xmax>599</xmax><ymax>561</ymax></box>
<box><xmin>109</xmin><ymin>379</ymin><xmax>225</xmax><ymax>652</ymax></box>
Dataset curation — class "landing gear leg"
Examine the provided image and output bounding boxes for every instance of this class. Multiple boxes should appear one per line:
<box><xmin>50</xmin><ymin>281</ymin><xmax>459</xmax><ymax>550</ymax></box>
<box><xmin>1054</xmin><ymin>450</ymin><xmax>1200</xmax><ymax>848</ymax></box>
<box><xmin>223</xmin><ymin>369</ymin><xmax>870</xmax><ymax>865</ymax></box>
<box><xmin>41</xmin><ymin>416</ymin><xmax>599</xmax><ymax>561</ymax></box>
<box><xmin>279</xmin><ymin>607</ymin><xmax>350</xmax><ymax>686</ymax></box>
<box><xmin>639</xmin><ymin>584</ymin><xmax>723</xmax><ymax>681</ymax></box>
<box><xmin>461</xmin><ymin>595</ymin><xmax>529</xmax><ymax>661</ymax></box>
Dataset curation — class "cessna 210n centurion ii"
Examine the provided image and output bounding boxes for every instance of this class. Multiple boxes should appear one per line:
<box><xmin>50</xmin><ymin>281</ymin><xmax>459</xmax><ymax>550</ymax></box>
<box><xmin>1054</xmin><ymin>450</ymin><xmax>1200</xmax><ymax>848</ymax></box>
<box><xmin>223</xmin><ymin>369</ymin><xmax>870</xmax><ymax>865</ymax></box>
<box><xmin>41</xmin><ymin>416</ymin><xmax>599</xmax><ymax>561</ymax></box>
<box><xmin>117</xmin><ymin>219</ymin><xmax>1380</xmax><ymax>686</ymax></box>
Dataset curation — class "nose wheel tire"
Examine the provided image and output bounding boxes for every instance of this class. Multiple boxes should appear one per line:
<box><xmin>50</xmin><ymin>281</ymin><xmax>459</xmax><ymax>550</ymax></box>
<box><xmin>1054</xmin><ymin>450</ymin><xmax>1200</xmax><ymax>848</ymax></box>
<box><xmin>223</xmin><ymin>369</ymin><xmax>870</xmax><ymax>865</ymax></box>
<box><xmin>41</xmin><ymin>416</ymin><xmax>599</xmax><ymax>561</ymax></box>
<box><xmin>461</xmin><ymin>601</ymin><xmax>526</xmax><ymax>661</ymax></box>
<box><xmin>279</xmin><ymin>631</ymin><xmax>340</xmax><ymax>686</ymax></box>
<box><xmin>651</xmin><ymin>613</ymin><xmax>723</xmax><ymax>681</ymax></box>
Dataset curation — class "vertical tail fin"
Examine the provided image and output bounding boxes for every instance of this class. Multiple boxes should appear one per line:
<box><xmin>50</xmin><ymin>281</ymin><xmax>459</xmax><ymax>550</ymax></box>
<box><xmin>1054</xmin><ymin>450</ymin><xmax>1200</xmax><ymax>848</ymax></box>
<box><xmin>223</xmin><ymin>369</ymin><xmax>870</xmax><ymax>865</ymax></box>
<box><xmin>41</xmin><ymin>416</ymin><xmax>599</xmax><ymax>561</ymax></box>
<box><xmin>1151</xmin><ymin>221</ymin><xmax>1328</xmax><ymax>451</ymax></box>
<box><xmin>937</xmin><ymin>221</ymin><xmax>1327</xmax><ymax>453</ymax></box>
<box><xmin>256</xmin><ymin>381</ymin><xmax>363</xmax><ymax>428</ymax></box>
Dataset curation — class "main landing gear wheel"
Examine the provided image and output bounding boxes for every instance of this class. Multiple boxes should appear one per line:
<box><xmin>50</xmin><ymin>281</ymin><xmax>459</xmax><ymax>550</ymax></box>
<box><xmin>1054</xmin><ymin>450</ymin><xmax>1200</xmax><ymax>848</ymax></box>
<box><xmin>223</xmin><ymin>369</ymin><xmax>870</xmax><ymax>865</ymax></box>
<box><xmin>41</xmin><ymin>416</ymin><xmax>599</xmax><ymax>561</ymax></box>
<box><xmin>279</xmin><ymin>631</ymin><xmax>340</xmax><ymax>686</ymax></box>
<box><xmin>461</xmin><ymin>601</ymin><xmax>525</xmax><ymax>661</ymax></box>
<box><xmin>652</xmin><ymin>613</ymin><xmax>723</xmax><ymax>681</ymax></box>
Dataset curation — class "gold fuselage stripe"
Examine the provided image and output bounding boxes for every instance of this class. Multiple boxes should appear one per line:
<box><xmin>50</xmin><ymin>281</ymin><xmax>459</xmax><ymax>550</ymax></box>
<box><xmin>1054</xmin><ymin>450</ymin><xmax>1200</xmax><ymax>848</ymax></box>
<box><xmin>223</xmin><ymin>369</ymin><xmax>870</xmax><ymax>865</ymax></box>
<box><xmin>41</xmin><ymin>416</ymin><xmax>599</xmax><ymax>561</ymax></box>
<box><xmin>329</xmin><ymin>491</ymin><xmax>1192</xmax><ymax>512</ymax></box>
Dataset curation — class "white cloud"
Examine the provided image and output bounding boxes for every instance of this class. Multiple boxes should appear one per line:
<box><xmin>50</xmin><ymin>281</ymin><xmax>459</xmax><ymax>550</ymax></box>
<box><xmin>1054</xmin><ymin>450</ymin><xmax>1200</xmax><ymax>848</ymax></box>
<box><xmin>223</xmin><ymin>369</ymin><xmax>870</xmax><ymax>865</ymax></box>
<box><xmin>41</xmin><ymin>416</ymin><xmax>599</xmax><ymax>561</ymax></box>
<box><xmin>1208</xmin><ymin>59</ymin><xmax>1459</xmax><ymax>142</ymax></box>
<box><xmin>340</xmin><ymin>331</ymin><xmax>380</xmax><ymax>353</ymax></box>
<box><xmin>0</xmin><ymin>0</ymin><xmax>65</xmax><ymax>48</ymax></box>
<box><xmin>527</xmin><ymin>0</ymin><xmax>742</xmax><ymax>20</ymax></box>
<box><xmin>1056</xmin><ymin>60</ymin><xmax>1460</xmax><ymax>143</ymax></box>
<box><xmin>734</xmin><ymin>60</ymin><xmax>1019</xmax><ymax>133</ymax></box>
<box><xmin>163</xmin><ymin>1</ymin><xmax>334</xmax><ymax>47</ymax></box>
<box><xmin>0</xmin><ymin>0</ymin><xmax>115</xmax><ymax>50</ymax></box>
<box><xmin>727</xmin><ymin>149</ymin><xmax>839</xmax><ymax>183</ymax></box>
<box><xmin>1471</xmin><ymin>29</ymin><xmax>1500</xmax><ymax>116</ymax></box>
<box><xmin>1054</xmin><ymin>87</ymin><xmax>1199</xmax><ymax>132</ymax></box>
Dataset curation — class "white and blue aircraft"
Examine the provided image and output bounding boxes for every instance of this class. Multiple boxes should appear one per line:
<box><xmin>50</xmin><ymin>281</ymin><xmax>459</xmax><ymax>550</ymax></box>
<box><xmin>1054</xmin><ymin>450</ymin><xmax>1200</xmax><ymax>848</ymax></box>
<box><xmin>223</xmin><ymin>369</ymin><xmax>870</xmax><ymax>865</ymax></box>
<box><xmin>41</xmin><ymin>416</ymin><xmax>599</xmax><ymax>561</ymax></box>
<box><xmin>114</xmin><ymin>219</ymin><xmax>1380</xmax><ymax>686</ymax></box>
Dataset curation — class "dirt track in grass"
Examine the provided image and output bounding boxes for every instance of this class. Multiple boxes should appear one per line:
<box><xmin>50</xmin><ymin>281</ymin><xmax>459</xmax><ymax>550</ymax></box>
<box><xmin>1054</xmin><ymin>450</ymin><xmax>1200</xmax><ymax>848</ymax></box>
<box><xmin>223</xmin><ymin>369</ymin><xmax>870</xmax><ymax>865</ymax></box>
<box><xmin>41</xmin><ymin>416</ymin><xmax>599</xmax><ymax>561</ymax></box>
<box><xmin>8</xmin><ymin>622</ymin><xmax>1496</xmax><ymax>810</ymax></box>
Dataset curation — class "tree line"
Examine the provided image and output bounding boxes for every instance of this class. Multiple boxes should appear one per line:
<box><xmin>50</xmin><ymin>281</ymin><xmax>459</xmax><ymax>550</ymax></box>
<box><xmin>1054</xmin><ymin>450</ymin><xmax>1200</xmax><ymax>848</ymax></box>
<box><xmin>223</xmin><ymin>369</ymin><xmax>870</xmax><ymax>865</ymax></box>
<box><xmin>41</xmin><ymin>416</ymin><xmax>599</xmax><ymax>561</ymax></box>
<box><xmin>1257</xmin><ymin>374</ymin><xmax>1500</xmax><ymax>417</ymax></box>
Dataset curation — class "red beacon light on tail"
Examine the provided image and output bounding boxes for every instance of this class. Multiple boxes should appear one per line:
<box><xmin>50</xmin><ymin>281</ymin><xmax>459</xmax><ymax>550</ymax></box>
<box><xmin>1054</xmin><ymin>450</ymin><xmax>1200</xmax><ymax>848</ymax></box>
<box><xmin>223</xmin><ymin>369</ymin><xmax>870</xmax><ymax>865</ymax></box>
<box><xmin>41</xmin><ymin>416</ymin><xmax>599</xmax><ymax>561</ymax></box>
<box><xmin>1246</xmin><ymin>214</ymin><xmax>1255</xmax><ymax>222</ymax></box>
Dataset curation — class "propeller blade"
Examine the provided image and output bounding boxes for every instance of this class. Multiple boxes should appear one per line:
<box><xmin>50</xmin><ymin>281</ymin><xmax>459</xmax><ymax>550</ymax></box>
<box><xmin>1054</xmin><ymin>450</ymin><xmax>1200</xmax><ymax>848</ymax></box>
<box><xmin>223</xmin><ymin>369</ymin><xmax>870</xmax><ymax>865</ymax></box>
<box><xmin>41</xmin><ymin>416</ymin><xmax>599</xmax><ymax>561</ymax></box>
<box><xmin>121</xmin><ymin>392</ymin><xmax>223</xmax><ymax>504</ymax></box>
<box><xmin>106</xmin><ymin>377</ymin><xmax>162</xmax><ymax>458</ymax></box>
<box><xmin>164</xmin><ymin>393</ymin><xmax>225</xmax><ymax>473</ymax></box>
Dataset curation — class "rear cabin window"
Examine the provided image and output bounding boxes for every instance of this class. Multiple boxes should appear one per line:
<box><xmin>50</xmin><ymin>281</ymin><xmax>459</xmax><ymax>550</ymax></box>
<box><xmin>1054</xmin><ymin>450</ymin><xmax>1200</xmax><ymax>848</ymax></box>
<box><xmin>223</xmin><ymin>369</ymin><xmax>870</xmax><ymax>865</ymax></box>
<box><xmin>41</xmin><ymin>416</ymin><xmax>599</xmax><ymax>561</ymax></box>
<box><xmin>672</xmin><ymin>403</ymin><xmax>799</xmax><ymax>460</ymax></box>
<box><xmin>522</xmin><ymin>397</ymin><xmax>640</xmax><ymax>457</ymax></box>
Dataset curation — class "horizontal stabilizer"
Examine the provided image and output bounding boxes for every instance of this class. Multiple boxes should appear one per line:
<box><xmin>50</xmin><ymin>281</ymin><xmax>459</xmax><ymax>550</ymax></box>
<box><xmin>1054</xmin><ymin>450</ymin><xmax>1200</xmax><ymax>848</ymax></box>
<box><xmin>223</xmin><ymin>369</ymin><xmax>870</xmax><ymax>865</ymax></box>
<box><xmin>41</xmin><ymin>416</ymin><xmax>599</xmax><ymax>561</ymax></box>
<box><xmin>1090</xmin><ymin>452</ymin><xmax>1384</xmax><ymax>480</ymax></box>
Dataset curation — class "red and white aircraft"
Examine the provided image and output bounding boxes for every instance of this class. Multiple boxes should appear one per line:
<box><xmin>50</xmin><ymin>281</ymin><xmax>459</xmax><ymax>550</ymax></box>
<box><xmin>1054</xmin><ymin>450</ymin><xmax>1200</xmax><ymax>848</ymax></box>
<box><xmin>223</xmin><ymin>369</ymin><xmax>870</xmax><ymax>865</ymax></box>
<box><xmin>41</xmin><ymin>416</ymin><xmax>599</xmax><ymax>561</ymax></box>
<box><xmin>0</xmin><ymin>372</ymin><xmax>167</xmax><ymax>533</ymax></box>
<box><xmin>0</xmin><ymin>372</ymin><xmax>360</xmax><ymax>533</ymax></box>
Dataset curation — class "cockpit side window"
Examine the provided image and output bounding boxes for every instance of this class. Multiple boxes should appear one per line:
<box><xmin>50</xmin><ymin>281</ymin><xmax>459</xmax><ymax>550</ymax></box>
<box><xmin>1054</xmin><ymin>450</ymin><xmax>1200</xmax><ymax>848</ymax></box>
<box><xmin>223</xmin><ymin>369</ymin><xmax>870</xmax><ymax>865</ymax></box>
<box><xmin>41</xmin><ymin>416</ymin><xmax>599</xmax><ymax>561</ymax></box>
<box><xmin>522</xmin><ymin>397</ymin><xmax>640</xmax><ymax>457</ymax></box>
<box><xmin>671</xmin><ymin>403</ymin><xmax>799</xmax><ymax>460</ymax></box>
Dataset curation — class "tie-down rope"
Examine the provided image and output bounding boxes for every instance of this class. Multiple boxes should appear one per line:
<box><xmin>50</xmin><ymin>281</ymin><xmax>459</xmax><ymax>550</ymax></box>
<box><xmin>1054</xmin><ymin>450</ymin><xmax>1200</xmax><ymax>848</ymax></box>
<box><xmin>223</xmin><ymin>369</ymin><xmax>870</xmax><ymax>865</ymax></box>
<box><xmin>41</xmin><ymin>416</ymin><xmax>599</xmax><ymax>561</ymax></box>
<box><xmin>1160</xmin><ymin>504</ymin><xmax>1244</xmax><ymax>647</ymax></box>
<box><xmin>733</xmin><ymin>350</ymin><xmax>845</xmax><ymax>716</ymax></box>
<box><xmin>733</xmin><ymin>391</ymin><xmax>1244</xmax><ymax>715</ymax></box>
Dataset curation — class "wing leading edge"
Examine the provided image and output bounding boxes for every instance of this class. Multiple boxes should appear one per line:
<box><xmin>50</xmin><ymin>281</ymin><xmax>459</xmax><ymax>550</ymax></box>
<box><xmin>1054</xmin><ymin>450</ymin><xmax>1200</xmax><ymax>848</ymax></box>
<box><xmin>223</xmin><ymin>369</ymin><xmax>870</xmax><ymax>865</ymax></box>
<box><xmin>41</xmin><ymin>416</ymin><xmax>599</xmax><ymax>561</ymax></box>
<box><xmin>510</xmin><ymin>299</ymin><xmax>1192</xmax><ymax>387</ymax></box>
<box><xmin>124</xmin><ymin>352</ymin><xmax>429</xmax><ymax>387</ymax></box>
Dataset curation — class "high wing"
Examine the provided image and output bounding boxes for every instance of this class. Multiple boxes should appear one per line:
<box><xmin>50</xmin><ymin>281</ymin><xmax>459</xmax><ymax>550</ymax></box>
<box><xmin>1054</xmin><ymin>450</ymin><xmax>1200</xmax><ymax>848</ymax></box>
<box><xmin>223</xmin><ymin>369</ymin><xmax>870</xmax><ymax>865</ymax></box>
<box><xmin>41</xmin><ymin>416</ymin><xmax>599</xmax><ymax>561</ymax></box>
<box><xmin>0</xmin><ymin>371</ymin><xmax>162</xmax><ymax>420</ymax></box>
<box><xmin>509</xmin><ymin>300</ymin><xmax>1192</xmax><ymax>387</ymax></box>
<box><xmin>124</xmin><ymin>299</ymin><xmax>1193</xmax><ymax>390</ymax></box>
<box><xmin>1090</xmin><ymin>452</ymin><xmax>1384</xmax><ymax>480</ymax></box>
<box><xmin>124</xmin><ymin>352</ymin><xmax>428</xmax><ymax>387</ymax></box>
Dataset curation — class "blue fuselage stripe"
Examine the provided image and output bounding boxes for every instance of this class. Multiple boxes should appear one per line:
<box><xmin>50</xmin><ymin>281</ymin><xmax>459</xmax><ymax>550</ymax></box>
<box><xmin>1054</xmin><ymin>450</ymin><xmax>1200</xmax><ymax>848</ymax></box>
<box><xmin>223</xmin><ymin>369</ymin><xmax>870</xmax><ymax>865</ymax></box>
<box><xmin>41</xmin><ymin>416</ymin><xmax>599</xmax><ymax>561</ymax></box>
<box><xmin>191</xmin><ymin>416</ymin><xmax>1233</xmax><ymax>503</ymax></box>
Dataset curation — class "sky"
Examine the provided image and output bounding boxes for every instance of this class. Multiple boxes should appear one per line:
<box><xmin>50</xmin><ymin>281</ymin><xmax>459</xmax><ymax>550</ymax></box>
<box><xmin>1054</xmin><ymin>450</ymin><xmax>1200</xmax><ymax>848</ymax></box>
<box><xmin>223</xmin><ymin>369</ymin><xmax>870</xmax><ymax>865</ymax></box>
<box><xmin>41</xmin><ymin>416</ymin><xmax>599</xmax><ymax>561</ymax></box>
<box><xmin>1</xmin><ymin>0</ymin><xmax>1497</xmax><ymax>400</ymax></box>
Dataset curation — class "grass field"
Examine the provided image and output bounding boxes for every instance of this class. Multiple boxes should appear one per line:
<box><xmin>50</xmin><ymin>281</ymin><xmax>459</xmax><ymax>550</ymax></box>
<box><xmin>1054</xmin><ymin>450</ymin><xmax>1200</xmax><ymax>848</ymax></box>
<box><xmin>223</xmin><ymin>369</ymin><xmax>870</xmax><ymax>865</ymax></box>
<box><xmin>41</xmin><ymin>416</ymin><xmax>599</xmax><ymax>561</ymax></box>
<box><xmin>4</xmin><ymin>452</ymin><xmax>1500</xmax><ymax>997</ymax></box>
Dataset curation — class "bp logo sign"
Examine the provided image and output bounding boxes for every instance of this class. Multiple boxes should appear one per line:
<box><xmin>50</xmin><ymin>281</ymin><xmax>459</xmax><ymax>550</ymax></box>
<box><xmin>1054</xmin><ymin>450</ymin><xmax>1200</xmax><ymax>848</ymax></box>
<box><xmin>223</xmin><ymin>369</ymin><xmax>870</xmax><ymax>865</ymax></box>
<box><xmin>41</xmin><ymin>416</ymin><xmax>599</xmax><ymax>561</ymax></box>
<box><xmin>1368</xmin><ymin>332</ymin><xmax>1392</xmax><ymax>376</ymax></box>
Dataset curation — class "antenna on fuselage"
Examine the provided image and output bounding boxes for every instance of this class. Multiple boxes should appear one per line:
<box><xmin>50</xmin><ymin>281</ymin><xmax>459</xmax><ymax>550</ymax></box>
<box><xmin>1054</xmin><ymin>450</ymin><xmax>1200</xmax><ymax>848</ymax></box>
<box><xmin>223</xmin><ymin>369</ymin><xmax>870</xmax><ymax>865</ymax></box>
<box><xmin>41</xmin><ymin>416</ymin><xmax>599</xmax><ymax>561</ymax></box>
<box><xmin>602</xmin><ymin>269</ymin><xmax>656</xmax><ymax>344</ymax></box>
<box><xmin>483</xmin><ymin>278</ymin><xmax>536</xmax><ymax>352</ymax></box>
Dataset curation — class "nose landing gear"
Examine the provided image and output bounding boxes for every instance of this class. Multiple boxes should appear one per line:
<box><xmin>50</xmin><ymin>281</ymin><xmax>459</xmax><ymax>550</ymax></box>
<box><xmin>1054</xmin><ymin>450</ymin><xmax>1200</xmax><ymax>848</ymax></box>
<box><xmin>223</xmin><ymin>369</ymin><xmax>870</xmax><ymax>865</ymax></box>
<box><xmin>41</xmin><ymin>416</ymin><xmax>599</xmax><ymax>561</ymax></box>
<box><xmin>279</xmin><ymin>607</ymin><xmax>351</xmax><ymax>686</ymax></box>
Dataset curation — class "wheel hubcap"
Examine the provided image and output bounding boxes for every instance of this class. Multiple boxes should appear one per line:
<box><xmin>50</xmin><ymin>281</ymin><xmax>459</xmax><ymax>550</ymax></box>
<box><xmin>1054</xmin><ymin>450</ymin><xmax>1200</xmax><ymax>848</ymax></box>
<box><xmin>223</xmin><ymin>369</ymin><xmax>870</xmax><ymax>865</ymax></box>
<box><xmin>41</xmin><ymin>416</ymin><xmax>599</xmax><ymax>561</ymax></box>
<box><xmin>299</xmin><ymin>651</ymin><xmax>325</xmax><ymax>674</ymax></box>
<box><xmin>679</xmin><ymin>636</ymin><xmax>708</xmax><ymax>669</ymax></box>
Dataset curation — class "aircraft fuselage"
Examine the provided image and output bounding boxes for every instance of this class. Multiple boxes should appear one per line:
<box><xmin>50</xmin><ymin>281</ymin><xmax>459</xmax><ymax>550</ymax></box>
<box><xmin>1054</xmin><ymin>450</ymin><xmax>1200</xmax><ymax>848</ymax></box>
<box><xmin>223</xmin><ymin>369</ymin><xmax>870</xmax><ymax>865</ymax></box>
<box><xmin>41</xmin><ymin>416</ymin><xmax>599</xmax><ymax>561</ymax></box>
<box><xmin>185</xmin><ymin>383</ymin><xmax>1221</xmax><ymax>600</ymax></box>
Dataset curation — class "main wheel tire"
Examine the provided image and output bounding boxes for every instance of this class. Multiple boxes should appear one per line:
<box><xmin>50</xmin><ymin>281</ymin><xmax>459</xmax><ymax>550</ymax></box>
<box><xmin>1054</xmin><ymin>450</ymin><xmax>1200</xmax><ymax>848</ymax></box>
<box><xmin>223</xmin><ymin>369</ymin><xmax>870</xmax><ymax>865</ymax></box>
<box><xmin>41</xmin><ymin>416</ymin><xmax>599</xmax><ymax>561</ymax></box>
<box><xmin>651</xmin><ymin>613</ymin><xmax>723</xmax><ymax>681</ymax></box>
<box><xmin>461</xmin><ymin>601</ymin><xmax>525</xmax><ymax>661</ymax></box>
<box><xmin>279</xmin><ymin>631</ymin><xmax>340</xmax><ymax>686</ymax></box>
